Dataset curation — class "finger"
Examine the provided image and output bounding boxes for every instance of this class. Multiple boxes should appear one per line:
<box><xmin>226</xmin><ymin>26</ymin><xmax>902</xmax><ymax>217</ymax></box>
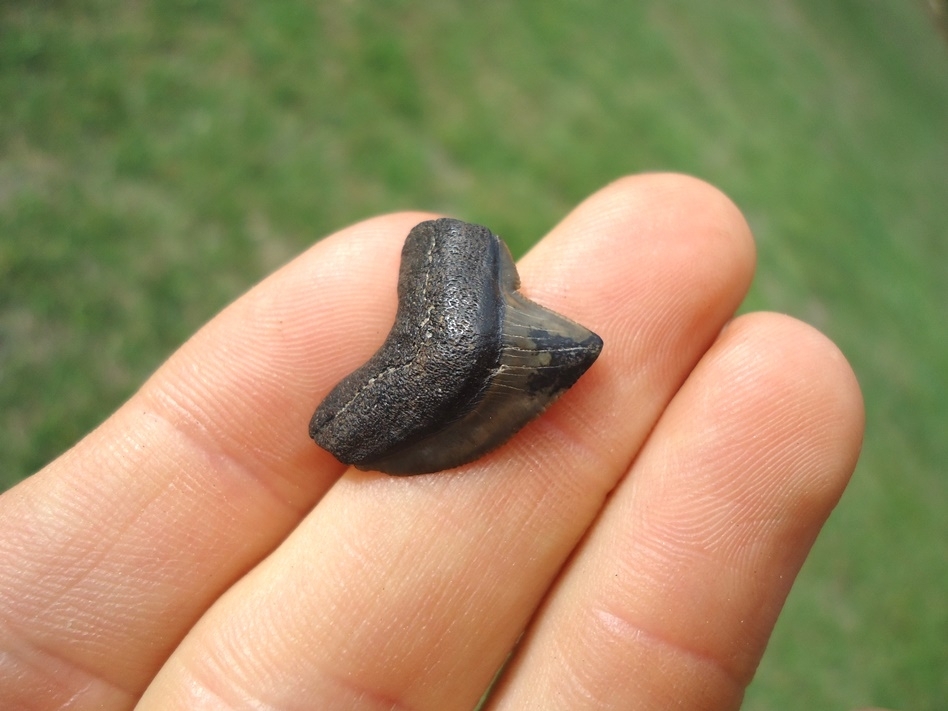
<box><xmin>137</xmin><ymin>174</ymin><xmax>758</xmax><ymax>710</ymax></box>
<box><xmin>488</xmin><ymin>313</ymin><xmax>864</xmax><ymax>710</ymax></box>
<box><xmin>0</xmin><ymin>212</ymin><xmax>432</xmax><ymax>709</ymax></box>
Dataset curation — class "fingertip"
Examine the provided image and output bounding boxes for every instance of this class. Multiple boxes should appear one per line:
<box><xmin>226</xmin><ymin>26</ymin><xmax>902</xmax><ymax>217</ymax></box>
<box><xmin>520</xmin><ymin>174</ymin><xmax>756</xmax><ymax>346</ymax></box>
<box><xmin>540</xmin><ymin>172</ymin><xmax>756</xmax><ymax>277</ymax></box>
<box><xmin>722</xmin><ymin>311</ymin><xmax>865</xmax><ymax>492</ymax></box>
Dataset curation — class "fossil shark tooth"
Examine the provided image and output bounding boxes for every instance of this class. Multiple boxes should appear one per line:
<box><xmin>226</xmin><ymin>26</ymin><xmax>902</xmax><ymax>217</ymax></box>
<box><xmin>309</xmin><ymin>217</ymin><xmax>603</xmax><ymax>476</ymax></box>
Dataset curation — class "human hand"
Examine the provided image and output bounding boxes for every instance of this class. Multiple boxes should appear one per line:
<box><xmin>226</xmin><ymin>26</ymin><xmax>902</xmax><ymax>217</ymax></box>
<box><xmin>0</xmin><ymin>175</ymin><xmax>864</xmax><ymax>710</ymax></box>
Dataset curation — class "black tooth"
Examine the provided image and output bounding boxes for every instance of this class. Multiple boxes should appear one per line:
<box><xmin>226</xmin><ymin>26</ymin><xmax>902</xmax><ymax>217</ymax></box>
<box><xmin>309</xmin><ymin>218</ymin><xmax>603</xmax><ymax>476</ymax></box>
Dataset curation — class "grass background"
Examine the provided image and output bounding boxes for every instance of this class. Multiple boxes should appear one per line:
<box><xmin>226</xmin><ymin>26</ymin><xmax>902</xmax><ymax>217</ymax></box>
<box><xmin>1</xmin><ymin>0</ymin><xmax>946</xmax><ymax>708</ymax></box>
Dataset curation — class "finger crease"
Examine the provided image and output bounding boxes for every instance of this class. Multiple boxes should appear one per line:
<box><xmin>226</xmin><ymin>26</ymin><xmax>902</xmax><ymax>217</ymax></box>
<box><xmin>592</xmin><ymin>605</ymin><xmax>748</xmax><ymax>695</ymax></box>
<box><xmin>145</xmin><ymin>387</ymin><xmax>312</xmax><ymax>520</ymax></box>
<box><xmin>0</xmin><ymin>617</ymin><xmax>139</xmax><ymax>706</ymax></box>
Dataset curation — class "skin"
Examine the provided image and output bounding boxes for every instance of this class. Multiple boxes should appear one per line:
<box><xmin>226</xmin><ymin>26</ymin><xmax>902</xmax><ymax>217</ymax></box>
<box><xmin>0</xmin><ymin>175</ymin><xmax>866</xmax><ymax>710</ymax></box>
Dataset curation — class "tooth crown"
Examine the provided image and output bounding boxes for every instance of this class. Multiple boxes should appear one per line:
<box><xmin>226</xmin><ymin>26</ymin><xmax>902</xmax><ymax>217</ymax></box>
<box><xmin>309</xmin><ymin>218</ymin><xmax>603</xmax><ymax>476</ymax></box>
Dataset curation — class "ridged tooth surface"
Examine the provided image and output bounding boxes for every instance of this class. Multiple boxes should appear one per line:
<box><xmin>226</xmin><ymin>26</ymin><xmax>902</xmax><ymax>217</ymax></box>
<box><xmin>309</xmin><ymin>218</ymin><xmax>603</xmax><ymax>476</ymax></box>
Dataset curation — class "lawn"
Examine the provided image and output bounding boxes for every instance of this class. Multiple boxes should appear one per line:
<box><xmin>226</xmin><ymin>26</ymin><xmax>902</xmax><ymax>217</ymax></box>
<box><xmin>2</xmin><ymin>1</ymin><xmax>946</xmax><ymax>708</ymax></box>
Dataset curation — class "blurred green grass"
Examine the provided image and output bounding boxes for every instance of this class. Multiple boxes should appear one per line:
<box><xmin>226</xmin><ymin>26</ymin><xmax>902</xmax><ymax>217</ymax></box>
<box><xmin>1</xmin><ymin>1</ymin><xmax>946</xmax><ymax>708</ymax></box>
